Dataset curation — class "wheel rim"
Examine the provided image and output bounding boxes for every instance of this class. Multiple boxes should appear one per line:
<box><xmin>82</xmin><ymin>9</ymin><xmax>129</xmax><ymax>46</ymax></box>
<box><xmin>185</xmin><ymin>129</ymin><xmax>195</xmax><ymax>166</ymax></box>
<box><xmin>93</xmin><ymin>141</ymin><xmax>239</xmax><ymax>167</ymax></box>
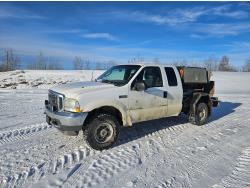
<box><xmin>94</xmin><ymin>122</ymin><xmax>114</xmax><ymax>144</ymax></box>
<box><xmin>198</xmin><ymin>106</ymin><xmax>207</xmax><ymax>121</ymax></box>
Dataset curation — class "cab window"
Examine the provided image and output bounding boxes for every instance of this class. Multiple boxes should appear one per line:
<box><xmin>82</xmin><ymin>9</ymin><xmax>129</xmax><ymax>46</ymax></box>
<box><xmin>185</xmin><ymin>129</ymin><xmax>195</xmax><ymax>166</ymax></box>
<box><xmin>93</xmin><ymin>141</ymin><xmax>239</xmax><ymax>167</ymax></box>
<box><xmin>132</xmin><ymin>66</ymin><xmax>163</xmax><ymax>89</ymax></box>
<box><xmin>165</xmin><ymin>67</ymin><xmax>178</xmax><ymax>86</ymax></box>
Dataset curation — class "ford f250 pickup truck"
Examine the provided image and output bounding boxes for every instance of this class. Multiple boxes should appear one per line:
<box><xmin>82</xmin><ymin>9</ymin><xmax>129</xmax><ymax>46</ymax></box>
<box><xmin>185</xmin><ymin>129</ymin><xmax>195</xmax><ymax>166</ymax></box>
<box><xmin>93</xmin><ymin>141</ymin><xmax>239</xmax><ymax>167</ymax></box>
<box><xmin>45</xmin><ymin>64</ymin><xmax>219</xmax><ymax>150</ymax></box>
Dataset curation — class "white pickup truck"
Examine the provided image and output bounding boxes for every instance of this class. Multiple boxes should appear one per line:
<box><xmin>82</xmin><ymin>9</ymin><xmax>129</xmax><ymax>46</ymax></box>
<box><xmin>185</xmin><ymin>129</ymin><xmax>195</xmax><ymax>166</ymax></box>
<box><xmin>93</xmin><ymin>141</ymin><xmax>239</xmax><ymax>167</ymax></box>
<box><xmin>45</xmin><ymin>64</ymin><xmax>219</xmax><ymax>150</ymax></box>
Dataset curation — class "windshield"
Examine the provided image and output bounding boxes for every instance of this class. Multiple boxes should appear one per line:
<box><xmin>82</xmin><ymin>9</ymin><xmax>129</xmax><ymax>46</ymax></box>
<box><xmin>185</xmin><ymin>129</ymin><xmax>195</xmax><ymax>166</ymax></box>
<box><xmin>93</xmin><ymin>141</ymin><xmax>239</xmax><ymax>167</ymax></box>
<box><xmin>97</xmin><ymin>65</ymin><xmax>141</xmax><ymax>86</ymax></box>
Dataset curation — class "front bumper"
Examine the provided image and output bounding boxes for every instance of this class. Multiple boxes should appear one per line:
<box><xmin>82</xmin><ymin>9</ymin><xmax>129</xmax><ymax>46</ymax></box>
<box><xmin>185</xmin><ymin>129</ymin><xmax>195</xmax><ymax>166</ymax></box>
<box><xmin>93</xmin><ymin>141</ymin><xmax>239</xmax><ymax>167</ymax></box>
<box><xmin>45</xmin><ymin>101</ymin><xmax>88</xmax><ymax>131</ymax></box>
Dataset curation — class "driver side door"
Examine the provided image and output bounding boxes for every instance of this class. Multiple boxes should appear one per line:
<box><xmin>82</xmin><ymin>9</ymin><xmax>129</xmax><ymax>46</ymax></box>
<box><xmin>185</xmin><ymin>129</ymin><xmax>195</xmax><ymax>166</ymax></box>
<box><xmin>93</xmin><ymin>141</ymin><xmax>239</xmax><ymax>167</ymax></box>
<box><xmin>128</xmin><ymin>66</ymin><xmax>168</xmax><ymax>123</ymax></box>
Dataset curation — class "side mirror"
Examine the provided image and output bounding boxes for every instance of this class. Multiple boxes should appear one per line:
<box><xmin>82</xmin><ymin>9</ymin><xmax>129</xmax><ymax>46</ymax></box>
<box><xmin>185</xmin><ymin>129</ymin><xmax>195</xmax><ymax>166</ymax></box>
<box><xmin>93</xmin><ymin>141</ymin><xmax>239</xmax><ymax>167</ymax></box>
<box><xmin>135</xmin><ymin>81</ymin><xmax>146</xmax><ymax>91</ymax></box>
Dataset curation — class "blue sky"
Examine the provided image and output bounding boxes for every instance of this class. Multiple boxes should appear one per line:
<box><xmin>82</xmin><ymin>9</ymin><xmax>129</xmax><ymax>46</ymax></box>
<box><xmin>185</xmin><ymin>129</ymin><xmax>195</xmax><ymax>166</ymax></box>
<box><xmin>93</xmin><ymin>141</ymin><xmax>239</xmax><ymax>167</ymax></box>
<box><xmin>0</xmin><ymin>2</ymin><xmax>250</xmax><ymax>69</ymax></box>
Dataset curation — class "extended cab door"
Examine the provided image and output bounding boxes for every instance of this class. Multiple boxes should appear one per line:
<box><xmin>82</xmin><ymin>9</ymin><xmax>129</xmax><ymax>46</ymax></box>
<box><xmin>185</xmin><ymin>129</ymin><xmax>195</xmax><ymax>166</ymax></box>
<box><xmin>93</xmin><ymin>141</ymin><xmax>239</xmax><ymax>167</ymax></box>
<box><xmin>128</xmin><ymin>66</ymin><xmax>168</xmax><ymax>123</ymax></box>
<box><xmin>164</xmin><ymin>67</ymin><xmax>183</xmax><ymax>116</ymax></box>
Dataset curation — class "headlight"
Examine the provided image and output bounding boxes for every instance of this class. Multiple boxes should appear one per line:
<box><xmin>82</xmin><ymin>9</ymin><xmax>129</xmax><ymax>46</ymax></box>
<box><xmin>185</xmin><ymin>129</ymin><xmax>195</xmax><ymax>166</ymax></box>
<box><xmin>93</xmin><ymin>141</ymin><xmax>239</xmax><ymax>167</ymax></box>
<box><xmin>64</xmin><ymin>98</ymin><xmax>81</xmax><ymax>113</ymax></box>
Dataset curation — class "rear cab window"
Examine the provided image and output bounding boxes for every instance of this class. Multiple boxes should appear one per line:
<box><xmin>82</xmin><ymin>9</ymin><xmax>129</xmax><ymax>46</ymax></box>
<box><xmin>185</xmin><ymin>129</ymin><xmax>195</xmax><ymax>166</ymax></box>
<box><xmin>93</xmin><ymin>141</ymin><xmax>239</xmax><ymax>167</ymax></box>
<box><xmin>164</xmin><ymin>67</ymin><xmax>178</xmax><ymax>86</ymax></box>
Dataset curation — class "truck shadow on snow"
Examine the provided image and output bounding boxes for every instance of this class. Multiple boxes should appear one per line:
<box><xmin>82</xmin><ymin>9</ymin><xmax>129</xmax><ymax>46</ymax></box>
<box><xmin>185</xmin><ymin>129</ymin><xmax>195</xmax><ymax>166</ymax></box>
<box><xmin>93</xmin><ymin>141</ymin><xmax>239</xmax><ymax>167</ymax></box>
<box><xmin>116</xmin><ymin>101</ymin><xmax>241</xmax><ymax>147</ymax></box>
<box><xmin>117</xmin><ymin>115</ymin><xmax>188</xmax><ymax>147</ymax></box>
<box><xmin>210</xmin><ymin>101</ymin><xmax>241</xmax><ymax>122</ymax></box>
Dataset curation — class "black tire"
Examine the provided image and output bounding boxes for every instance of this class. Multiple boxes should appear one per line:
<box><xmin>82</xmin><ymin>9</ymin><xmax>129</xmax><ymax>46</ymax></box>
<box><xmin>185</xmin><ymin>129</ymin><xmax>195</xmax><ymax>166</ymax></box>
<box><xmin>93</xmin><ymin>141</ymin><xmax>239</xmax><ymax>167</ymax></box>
<box><xmin>83</xmin><ymin>114</ymin><xmax>120</xmax><ymax>150</ymax></box>
<box><xmin>193</xmin><ymin>102</ymin><xmax>209</xmax><ymax>126</ymax></box>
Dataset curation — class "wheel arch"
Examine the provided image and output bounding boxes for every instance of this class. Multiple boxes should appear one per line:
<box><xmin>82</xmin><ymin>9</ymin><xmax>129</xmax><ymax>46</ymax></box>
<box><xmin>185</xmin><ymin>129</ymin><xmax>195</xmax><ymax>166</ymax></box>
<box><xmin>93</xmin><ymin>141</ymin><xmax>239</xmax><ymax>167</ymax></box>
<box><xmin>190</xmin><ymin>93</ymin><xmax>212</xmax><ymax>117</ymax></box>
<box><xmin>83</xmin><ymin>105</ymin><xmax>129</xmax><ymax>128</ymax></box>
<box><xmin>198</xmin><ymin>95</ymin><xmax>212</xmax><ymax>116</ymax></box>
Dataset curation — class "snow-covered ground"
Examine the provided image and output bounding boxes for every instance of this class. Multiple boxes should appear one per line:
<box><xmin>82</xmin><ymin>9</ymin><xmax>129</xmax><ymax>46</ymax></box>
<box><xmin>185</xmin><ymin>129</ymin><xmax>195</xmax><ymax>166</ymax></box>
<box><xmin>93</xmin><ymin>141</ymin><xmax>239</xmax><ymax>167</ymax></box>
<box><xmin>0</xmin><ymin>70</ymin><xmax>250</xmax><ymax>188</ymax></box>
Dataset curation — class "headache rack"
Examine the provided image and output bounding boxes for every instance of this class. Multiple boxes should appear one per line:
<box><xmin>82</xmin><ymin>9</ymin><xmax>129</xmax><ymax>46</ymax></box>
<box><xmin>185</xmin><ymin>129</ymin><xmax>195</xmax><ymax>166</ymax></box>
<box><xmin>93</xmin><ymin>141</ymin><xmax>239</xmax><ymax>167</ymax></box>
<box><xmin>177</xmin><ymin>66</ymin><xmax>214</xmax><ymax>96</ymax></box>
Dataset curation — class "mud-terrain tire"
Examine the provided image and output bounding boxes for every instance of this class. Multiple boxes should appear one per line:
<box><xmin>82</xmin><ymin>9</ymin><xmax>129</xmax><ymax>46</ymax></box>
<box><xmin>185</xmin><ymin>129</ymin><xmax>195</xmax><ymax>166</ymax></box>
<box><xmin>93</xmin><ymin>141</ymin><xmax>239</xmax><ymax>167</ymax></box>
<box><xmin>83</xmin><ymin>114</ymin><xmax>120</xmax><ymax>150</ymax></box>
<box><xmin>192</xmin><ymin>102</ymin><xmax>209</xmax><ymax>126</ymax></box>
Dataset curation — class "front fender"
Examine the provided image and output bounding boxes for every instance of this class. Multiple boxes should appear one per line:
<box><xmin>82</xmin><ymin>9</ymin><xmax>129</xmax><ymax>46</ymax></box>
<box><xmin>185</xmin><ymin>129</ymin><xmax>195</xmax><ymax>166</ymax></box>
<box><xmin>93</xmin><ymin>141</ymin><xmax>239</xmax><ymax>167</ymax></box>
<box><xmin>81</xmin><ymin>99</ymin><xmax>132</xmax><ymax>126</ymax></box>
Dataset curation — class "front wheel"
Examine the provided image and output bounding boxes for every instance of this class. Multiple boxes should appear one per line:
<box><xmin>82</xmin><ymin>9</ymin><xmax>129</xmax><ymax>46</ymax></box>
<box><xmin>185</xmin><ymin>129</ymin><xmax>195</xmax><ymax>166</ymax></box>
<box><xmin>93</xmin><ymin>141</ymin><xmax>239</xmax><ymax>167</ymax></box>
<box><xmin>83</xmin><ymin>114</ymin><xmax>120</xmax><ymax>150</ymax></box>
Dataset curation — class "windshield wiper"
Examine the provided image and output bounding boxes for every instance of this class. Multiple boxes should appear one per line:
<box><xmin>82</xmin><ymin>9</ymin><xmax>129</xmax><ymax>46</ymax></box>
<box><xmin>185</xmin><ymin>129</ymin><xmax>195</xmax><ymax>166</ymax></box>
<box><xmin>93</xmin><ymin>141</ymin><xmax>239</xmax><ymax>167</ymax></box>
<box><xmin>101</xmin><ymin>79</ymin><xmax>114</xmax><ymax>84</ymax></box>
<box><xmin>101</xmin><ymin>79</ymin><xmax>127</xmax><ymax>87</ymax></box>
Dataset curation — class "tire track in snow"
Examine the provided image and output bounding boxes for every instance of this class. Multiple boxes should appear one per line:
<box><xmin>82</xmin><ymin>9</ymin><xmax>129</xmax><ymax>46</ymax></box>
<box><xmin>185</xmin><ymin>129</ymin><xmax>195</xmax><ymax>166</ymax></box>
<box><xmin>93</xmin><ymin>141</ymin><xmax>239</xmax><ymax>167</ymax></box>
<box><xmin>171</xmin><ymin>114</ymin><xmax>250</xmax><ymax>188</ymax></box>
<box><xmin>136</xmin><ymin>103</ymin><xmax>249</xmax><ymax>188</ymax></box>
<box><xmin>157</xmin><ymin>110</ymin><xmax>250</xmax><ymax>188</ymax></box>
<box><xmin>0</xmin><ymin>129</ymin><xmax>96</xmax><ymax>187</ymax></box>
<box><xmin>0</xmin><ymin>146</ymin><xmax>96</xmax><ymax>188</ymax></box>
<box><xmin>63</xmin><ymin>144</ymin><xmax>141</xmax><ymax>188</ymax></box>
<box><xmin>214</xmin><ymin>147</ymin><xmax>250</xmax><ymax>188</ymax></box>
<box><xmin>0</xmin><ymin>123</ymin><xmax>52</xmax><ymax>145</ymax></box>
<box><xmin>42</xmin><ymin>118</ymin><xmax>192</xmax><ymax>187</ymax></box>
<box><xmin>155</xmin><ymin>177</ymin><xmax>177</xmax><ymax>188</ymax></box>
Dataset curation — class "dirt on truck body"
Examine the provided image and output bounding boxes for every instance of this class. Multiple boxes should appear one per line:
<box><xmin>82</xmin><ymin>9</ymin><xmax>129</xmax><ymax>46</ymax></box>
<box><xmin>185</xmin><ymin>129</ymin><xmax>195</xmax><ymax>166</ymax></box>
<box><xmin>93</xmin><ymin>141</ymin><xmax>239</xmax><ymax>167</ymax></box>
<box><xmin>45</xmin><ymin>63</ymin><xmax>219</xmax><ymax>150</ymax></box>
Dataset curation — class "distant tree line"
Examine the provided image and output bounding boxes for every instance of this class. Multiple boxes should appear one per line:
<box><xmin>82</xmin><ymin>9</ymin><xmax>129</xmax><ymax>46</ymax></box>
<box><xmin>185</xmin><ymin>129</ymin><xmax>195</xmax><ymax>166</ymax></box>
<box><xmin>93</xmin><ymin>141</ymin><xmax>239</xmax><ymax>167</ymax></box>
<box><xmin>203</xmin><ymin>55</ymin><xmax>239</xmax><ymax>72</ymax></box>
<box><xmin>203</xmin><ymin>56</ymin><xmax>250</xmax><ymax>72</ymax></box>
<box><xmin>149</xmin><ymin>55</ymin><xmax>250</xmax><ymax>72</ymax></box>
<box><xmin>242</xmin><ymin>58</ymin><xmax>250</xmax><ymax>72</ymax></box>
<box><xmin>1</xmin><ymin>48</ymin><xmax>250</xmax><ymax>72</ymax></box>
<box><xmin>73</xmin><ymin>56</ymin><xmax>117</xmax><ymax>70</ymax></box>
<box><xmin>0</xmin><ymin>49</ymin><xmax>63</xmax><ymax>71</ymax></box>
<box><xmin>26</xmin><ymin>52</ymin><xmax>63</xmax><ymax>70</ymax></box>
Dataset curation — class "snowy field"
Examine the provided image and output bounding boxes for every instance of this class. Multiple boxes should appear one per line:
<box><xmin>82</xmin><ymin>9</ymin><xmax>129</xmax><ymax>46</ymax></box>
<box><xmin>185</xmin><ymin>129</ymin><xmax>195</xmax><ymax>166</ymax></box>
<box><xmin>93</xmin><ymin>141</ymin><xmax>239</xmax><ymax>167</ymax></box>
<box><xmin>0</xmin><ymin>70</ymin><xmax>250</xmax><ymax>188</ymax></box>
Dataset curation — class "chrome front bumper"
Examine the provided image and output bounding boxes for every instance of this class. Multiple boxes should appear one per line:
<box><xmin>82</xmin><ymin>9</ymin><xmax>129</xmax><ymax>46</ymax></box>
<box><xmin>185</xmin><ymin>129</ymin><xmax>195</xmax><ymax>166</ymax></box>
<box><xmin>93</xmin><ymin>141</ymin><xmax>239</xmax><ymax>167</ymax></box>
<box><xmin>45</xmin><ymin>102</ymin><xmax>88</xmax><ymax>131</ymax></box>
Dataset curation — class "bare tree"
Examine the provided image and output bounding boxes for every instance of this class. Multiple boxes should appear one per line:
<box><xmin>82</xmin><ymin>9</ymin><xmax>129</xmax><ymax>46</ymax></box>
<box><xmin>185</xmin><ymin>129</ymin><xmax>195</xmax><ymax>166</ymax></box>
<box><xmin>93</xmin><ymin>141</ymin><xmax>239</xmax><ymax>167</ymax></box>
<box><xmin>36</xmin><ymin>52</ymin><xmax>47</xmax><ymax>70</ymax></box>
<box><xmin>73</xmin><ymin>56</ymin><xmax>83</xmax><ymax>70</ymax></box>
<box><xmin>47</xmin><ymin>58</ymin><xmax>62</xmax><ymax>70</ymax></box>
<box><xmin>218</xmin><ymin>56</ymin><xmax>230</xmax><ymax>71</ymax></box>
<box><xmin>218</xmin><ymin>56</ymin><xmax>238</xmax><ymax>72</ymax></box>
<box><xmin>95</xmin><ymin>61</ymin><xmax>102</xmax><ymax>70</ymax></box>
<box><xmin>242</xmin><ymin>58</ymin><xmax>250</xmax><ymax>72</ymax></box>
<box><xmin>128</xmin><ymin>55</ymin><xmax>144</xmax><ymax>64</ymax></box>
<box><xmin>172</xmin><ymin>59</ymin><xmax>188</xmax><ymax>66</ymax></box>
<box><xmin>84</xmin><ymin>59</ymin><xmax>90</xmax><ymax>70</ymax></box>
<box><xmin>0</xmin><ymin>48</ymin><xmax>20</xmax><ymax>71</ymax></box>
<box><xmin>105</xmin><ymin>60</ymin><xmax>116</xmax><ymax>69</ymax></box>
<box><xmin>203</xmin><ymin>56</ymin><xmax>218</xmax><ymax>71</ymax></box>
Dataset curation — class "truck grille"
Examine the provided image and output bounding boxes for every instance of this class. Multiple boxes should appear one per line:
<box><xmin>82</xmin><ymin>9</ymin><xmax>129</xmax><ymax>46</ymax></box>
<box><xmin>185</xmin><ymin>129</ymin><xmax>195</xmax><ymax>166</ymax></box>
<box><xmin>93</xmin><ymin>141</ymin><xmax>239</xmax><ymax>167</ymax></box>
<box><xmin>48</xmin><ymin>90</ymin><xmax>64</xmax><ymax>112</ymax></box>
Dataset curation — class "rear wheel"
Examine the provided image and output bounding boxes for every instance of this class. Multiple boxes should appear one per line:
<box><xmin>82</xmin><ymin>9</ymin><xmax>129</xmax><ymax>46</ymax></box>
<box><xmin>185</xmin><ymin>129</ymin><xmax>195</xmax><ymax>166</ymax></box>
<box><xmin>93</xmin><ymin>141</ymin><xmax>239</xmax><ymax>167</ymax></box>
<box><xmin>194</xmin><ymin>102</ymin><xmax>209</xmax><ymax>126</ymax></box>
<box><xmin>83</xmin><ymin>114</ymin><xmax>120</xmax><ymax>150</ymax></box>
<box><xmin>189</xmin><ymin>102</ymin><xmax>209</xmax><ymax>126</ymax></box>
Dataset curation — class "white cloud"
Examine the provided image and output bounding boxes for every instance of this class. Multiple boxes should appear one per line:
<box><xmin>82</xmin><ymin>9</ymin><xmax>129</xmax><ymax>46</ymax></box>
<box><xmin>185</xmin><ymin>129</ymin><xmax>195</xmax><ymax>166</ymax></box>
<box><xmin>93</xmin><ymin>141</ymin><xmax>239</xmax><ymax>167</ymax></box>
<box><xmin>43</xmin><ymin>29</ymin><xmax>84</xmax><ymax>34</ymax></box>
<box><xmin>127</xmin><ymin>11</ymin><xmax>198</xmax><ymax>26</ymax></box>
<box><xmin>116</xmin><ymin>3</ymin><xmax>249</xmax><ymax>26</ymax></box>
<box><xmin>0</xmin><ymin>5</ymin><xmax>46</xmax><ymax>20</ymax></box>
<box><xmin>211</xmin><ymin>4</ymin><xmax>249</xmax><ymax>18</ymax></box>
<box><xmin>82</xmin><ymin>33</ymin><xmax>118</xmax><ymax>41</ymax></box>
<box><xmin>193</xmin><ymin>23</ymin><xmax>250</xmax><ymax>37</ymax></box>
<box><xmin>177</xmin><ymin>8</ymin><xmax>207</xmax><ymax>22</ymax></box>
<box><xmin>190</xmin><ymin>34</ymin><xmax>205</xmax><ymax>39</ymax></box>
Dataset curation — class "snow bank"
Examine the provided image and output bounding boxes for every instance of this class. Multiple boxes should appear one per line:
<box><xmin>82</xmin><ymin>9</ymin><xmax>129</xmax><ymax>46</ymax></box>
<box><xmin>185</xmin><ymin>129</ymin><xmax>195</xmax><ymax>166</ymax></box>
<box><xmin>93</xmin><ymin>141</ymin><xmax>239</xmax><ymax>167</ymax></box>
<box><xmin>0</xmin><ymin>70</ymin><xmax>104</xmax><ymax>89</ymax></box>
<box><xmin>212</xmin><ymin>72</ymin><xmax>250</xmax><ymax>95</ymax></box>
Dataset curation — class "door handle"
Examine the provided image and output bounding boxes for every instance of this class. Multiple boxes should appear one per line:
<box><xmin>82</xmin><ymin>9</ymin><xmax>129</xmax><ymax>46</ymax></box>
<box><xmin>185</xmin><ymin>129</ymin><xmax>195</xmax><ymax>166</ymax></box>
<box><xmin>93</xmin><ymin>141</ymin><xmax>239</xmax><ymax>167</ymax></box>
<box><xmin>163</xmin><ymin>91</ymin><xmax>168</xmax><ymax>98</ymax></box>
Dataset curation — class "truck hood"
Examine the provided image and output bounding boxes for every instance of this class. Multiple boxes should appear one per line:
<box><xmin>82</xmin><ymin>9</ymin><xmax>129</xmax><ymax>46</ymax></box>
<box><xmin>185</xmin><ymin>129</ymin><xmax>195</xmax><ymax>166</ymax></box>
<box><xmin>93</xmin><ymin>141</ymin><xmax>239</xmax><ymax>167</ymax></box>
<box><xmin>50</xmin><ymin>81</ymin><xmax>115</xmax><ymax>98</ymax></box>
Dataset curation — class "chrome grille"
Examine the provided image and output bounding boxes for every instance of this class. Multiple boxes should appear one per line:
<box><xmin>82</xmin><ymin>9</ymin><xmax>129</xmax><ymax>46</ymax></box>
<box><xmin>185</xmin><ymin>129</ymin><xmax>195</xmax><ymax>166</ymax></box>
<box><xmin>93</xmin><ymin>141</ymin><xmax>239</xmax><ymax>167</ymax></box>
<box><xmin>48</xmin><ymin>90</ymin><xmax>64</xmax><ymax>112</ymax></box>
